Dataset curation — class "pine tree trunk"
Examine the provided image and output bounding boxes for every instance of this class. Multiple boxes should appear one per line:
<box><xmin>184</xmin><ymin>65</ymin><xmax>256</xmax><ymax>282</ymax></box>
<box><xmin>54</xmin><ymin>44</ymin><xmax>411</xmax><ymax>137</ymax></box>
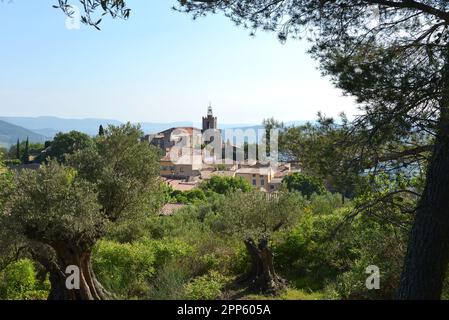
<box><xmin>240</xmin><ymin>239</ymin><xmax>285</xmax><ymax>294</ymax></box>
<box><xmin>47</xmin><ymin>245</ymin><xmax>112</xmax><ymax>300</ymax></box>
<box><xmin>397</xmin><ymin>110</ymin><xmax>449</xmax><ymax>299</ymax></box>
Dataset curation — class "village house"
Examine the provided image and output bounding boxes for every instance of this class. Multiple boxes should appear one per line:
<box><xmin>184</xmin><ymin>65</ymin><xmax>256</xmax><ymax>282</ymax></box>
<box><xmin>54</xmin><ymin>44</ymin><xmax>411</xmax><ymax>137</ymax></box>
<box><xmin>144</xmin><ymin>106</ymin><xmax>220</xmax><ymax>180</ymax></box>
<box><xmin>141</xmin><ymin>106</ymin><xmax>294</xmax><ymax>192</ymax></box>
<box><xmin>235</xmin><ymin>162</ymin><xmax>295</xmax><ymax>192</ymax></box>
<box><xmin>160</xmin><ymin>151</ymin><xmax>202</xmax><ymax>179</ymax></box>
<box><xmin>235</xmin><ymin>166</ymin><xmax>275</xmax><ymax>192</ymax></box>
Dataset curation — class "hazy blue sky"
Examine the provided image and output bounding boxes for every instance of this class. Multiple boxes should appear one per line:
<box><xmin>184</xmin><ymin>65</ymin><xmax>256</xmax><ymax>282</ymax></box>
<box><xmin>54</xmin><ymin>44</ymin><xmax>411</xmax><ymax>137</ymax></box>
<box><xmin>0</xmin><ymin>0</ymin><xmax>358</xmax><ymax>124</ymax></box>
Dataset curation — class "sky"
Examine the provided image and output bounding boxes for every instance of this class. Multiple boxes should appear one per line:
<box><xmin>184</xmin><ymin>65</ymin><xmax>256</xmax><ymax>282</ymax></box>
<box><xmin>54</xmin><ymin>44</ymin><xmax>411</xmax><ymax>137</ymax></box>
<box><xmin>0</xmin><ymin>0</ymin><xmax>358</xmax><ymax>124</ymax></box>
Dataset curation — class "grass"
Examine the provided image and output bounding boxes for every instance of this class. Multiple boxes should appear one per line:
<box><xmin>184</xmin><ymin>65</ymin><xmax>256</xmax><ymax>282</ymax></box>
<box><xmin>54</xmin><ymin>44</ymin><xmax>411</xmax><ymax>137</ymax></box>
<box><xmin>243</xmin><ymin>289</ymin><xmax>325</xmax><ymax>300</ymax></box>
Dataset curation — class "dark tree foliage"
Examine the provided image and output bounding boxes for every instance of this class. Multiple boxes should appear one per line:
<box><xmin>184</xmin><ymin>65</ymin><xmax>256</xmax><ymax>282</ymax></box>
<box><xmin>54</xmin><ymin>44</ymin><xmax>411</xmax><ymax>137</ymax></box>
<box><xmin>173</xmin><ymin>0</ymin><xmax>449</xmax><ymax>299</ymax></box>
<box><xmin>282</xmin><ymin>172</ymin><xmax>326</xmax><ymax>199</ymax></box>
<box><xmin>15</xmin><ymin>139</ymin><xmax>20</xmax><ymax>160</ymax></box>
<box><xmin>8</xmin><ymin>142</ymin><xmax>45</xmax><ymax>163</ymax></box>
<box><xmin>22</xmin><ymin>137</ymin><xmax>29</xmax><ymax>164</ymax></box>
<box><xmin>47</xmin><ymin>131</ymin><xmax>93</xmax><ymax>163</ymax></box>
<box><xmin>278</xmin><ymin>114</ymin><xmax>366</xmax><ymax>203</ymax></box>
<box><xmin>199</xmin><ymin>175</ymin><xmax>252</xmax><ymax>195</ymax></box>
<box><xmin>52</xmin><ymin>0</ymin><xmax>130</xmax><ymax>29</ymax></box>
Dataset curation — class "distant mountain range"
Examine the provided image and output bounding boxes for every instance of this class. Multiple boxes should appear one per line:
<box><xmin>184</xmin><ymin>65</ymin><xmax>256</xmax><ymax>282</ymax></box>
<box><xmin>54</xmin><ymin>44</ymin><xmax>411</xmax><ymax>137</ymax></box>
<box><xmin>0</xmin><ymin>117</ymin><xmax>123</xmax><ymax>138</ymax></box>
<box><xmin>0</xmin><ymin>120</ymin><xmax>48</xmax><ymax>148</ymax></box>
<box><xmin>0</xmin><ymin>116</ymin><xmax>311</xmax><ymax>148</ymax></box>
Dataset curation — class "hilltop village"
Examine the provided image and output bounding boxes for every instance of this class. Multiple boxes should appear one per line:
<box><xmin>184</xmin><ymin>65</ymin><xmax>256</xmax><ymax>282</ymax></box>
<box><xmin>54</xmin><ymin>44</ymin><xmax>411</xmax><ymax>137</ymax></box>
<box><xmin>141</xmin><ymin>106</ymin><xmax>299</xmax><ymax>194</ymax></box>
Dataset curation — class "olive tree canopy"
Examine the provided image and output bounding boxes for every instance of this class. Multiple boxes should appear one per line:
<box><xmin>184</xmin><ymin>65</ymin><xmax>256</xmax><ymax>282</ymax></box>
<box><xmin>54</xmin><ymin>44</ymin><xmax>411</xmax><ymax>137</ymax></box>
<box><xmin>2</xmin><ymin>124</ymin><xmax>162</xmax><ymax>300</ymax></box>
<box><xmin>217</xmin><ymin>190</ymin><xmax>304</xmax><ymax>293</ymax></box>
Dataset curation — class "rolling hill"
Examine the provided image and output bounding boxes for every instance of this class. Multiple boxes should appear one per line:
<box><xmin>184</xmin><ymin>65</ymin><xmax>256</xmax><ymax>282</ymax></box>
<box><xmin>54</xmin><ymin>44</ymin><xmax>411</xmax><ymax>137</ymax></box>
<box><xmin>0</xmin><ymin>120</ymin><xmax>48</xmax><ymax>148</ymax></box>
<box><xmin>0</xmin><ymin>116</ymin><xmax>122</xmax><ymax>137</ymax></box>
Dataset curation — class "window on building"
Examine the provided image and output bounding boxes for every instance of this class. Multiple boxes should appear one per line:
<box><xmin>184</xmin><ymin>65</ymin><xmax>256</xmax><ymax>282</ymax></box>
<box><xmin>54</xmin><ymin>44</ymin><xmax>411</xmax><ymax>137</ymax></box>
<box><xmin>252</xmin><ymin>180</ymin><xmax>257</xmax><ymax>186</ymax></box>
<box><xmin>261</xmin><ymin>179</ymin><xmax>265</xmax><ymax>186</ymax></box>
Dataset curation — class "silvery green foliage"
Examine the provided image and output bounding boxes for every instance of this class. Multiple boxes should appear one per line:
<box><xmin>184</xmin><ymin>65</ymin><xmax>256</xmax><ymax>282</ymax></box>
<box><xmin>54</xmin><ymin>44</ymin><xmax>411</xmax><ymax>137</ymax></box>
<box><xmin>6</xmin><ymin>162</ymin><xmax>102</xmax><ymax>249</ymax></box>
<box><xmin>217</xmin><ymin>190</ymin><xmax>304</xmax><ymax>242</ymax></box>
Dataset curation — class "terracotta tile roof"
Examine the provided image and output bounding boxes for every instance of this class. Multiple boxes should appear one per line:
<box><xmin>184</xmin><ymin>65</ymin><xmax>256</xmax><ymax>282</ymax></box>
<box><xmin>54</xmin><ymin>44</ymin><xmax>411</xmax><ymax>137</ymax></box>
<box><xmin>163</xmin><ymin>178</ymin><xmax>199</xmax><ymax>191</ymax></box>
<box><xmin>274</xmin><ymin>170</ymin><xmax>289</xmax><ymax>178</ymax></box>
<box><xmin>161</xmin><ymin>127</ymin><xmax>201</xmax><ymax>135</ymax></box>
<box><xmin>236</xmin><ymin>167</ymin><xmax>273</xmax><ymax>176</ymax></box>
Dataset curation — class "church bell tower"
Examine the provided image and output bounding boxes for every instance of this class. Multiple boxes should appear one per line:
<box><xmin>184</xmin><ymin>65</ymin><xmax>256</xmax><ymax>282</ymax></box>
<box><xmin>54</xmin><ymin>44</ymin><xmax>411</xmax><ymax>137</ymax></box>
<box><xmin>202</xmin><ymin>103</ymin><xmax>218</xmax><ymax>133</ymax></box>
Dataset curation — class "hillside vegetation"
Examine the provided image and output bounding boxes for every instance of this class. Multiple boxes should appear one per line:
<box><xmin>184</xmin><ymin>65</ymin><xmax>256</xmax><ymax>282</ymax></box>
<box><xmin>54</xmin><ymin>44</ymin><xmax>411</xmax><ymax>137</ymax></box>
<box><xmin>0</xmin><ymin>120</ymin><xmax>47</xmax><ymax>148</ymax></box>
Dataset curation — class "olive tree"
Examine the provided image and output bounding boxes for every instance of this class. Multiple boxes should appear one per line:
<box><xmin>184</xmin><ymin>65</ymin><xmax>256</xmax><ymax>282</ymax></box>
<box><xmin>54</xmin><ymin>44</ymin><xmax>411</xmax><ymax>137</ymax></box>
<box><xmin>0</xmin><ymin>155</ymin><xmax>17</xmax><ymax>271</ymax></box>
<box><xmin>3</xmin><ymin>124</ymin><xmax>161</xmax><ymax>300</ymax></box>
<box><xmin>217</xmin><ymin>190</ymin><xmax>304</xmax><ymax>294</ymax></box>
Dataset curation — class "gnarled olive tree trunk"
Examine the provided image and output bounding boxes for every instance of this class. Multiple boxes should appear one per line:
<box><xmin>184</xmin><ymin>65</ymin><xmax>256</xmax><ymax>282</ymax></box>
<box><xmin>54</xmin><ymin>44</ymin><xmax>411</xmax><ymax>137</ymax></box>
<box><xmin>34</xmin><ymin>243</ymin><xmax>112</xmax><ymax>300</ymax></box>
<box><xmin>397</xmin><ymin>105</ymin><xmax>449</xmax><ymax>299</ymax></box>
<box><xmin>50</xmin><ymin>248</ymin><xmax>111</xmax><ymax>300</ymax></box>
<box><xmin>239</xmin><ymin>239</ymin><xmax>285</xmax><ymax>294</ymax></box>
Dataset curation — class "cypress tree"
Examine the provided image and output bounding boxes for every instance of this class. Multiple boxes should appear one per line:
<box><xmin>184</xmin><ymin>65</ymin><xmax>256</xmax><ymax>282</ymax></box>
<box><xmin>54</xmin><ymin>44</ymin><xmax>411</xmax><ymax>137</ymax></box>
<box><xmin>22</xmin><ymin>137</ymin><xmax>29</xmax><ymax>164</ymax></box>
<box><xmin>16</xmin><ymin>138</ymin><xmax>20</xmax><ymax>160</ymax></box>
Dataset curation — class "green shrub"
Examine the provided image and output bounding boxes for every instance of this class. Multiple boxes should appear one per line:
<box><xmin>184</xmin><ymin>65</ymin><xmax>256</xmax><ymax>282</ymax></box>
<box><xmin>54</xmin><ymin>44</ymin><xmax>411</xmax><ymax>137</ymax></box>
<box><xmin>4</xmin><ymin>159</ymin><xmax>21</xmax><ymax>166</ymax></box>
<box><xmin>282</xmin><ymin>173</ymin><xmax>326</xmax><ymax>198</ymax></box>
<box><xmin>308</xmin><ymin>193</ymin><xmax>346</xmax><ymax>215</ymax></box>
<box><xmin>325</xmin><ymin>217</ymin><xmax>407</xmax><ymax>300</ymax></box>
<box><xmin>148</xmin><ymin>207</ymin><xmax>209</xmax><ymax>241</ymax></box>
<box><xmin>93</xmin><ymin>240</ymin><xmax>157</xmax><ymax>298</ymax></box>
<box><xmin>274</xmin><ymin>208</ymin><xmax>355</xmax><ymax>291</ymax></box>
<box><xmin>195</xmin><ymin>239</ymin><xmax>249</xmax><ymax>276</ymax></box>
<box><xmin>93</xmin><ymin>238</ymin><xmax>193</xmax><ymax>299</ymax></box>
<box><xmin>147</xmin><ymin>262</ymin><xmax>190</xmax><ymax>300</ymax></box>
<box><xmin>0</xmin><ymin>259</ymin><xmax>38</xmax><ymax>300</ymax></box>
<box><xmin>142</xmin><ymin>238</ymin><xmax>194</xmax><ymax>268</ymax></box>
<box><xmin>107</xmin><ymin>217</ymin><xmax>157</xmax><ymax>243</ymax></box>
<box><xmin>185</xmin><ymin>271</ymin><xmax>228</xmax><ymax>300</ymax></box>
<box><xmin>199</xmin><ymin>253</ymin><xmax>221</xmax><ymax>271</ymax></box>
<box><xmin>199</xmin><ymin>176</ymin><xmax>252</xmax><ymax>195</ymax></box>
<box><xmin>171</xmin><ymin>189</ymin><xmax>207</xmax><ymax>204</ymax></box>
<box><xmin>228</xmin><ymin>245</ymin><xmax>250</xmax><ymax>275</ymax></box>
